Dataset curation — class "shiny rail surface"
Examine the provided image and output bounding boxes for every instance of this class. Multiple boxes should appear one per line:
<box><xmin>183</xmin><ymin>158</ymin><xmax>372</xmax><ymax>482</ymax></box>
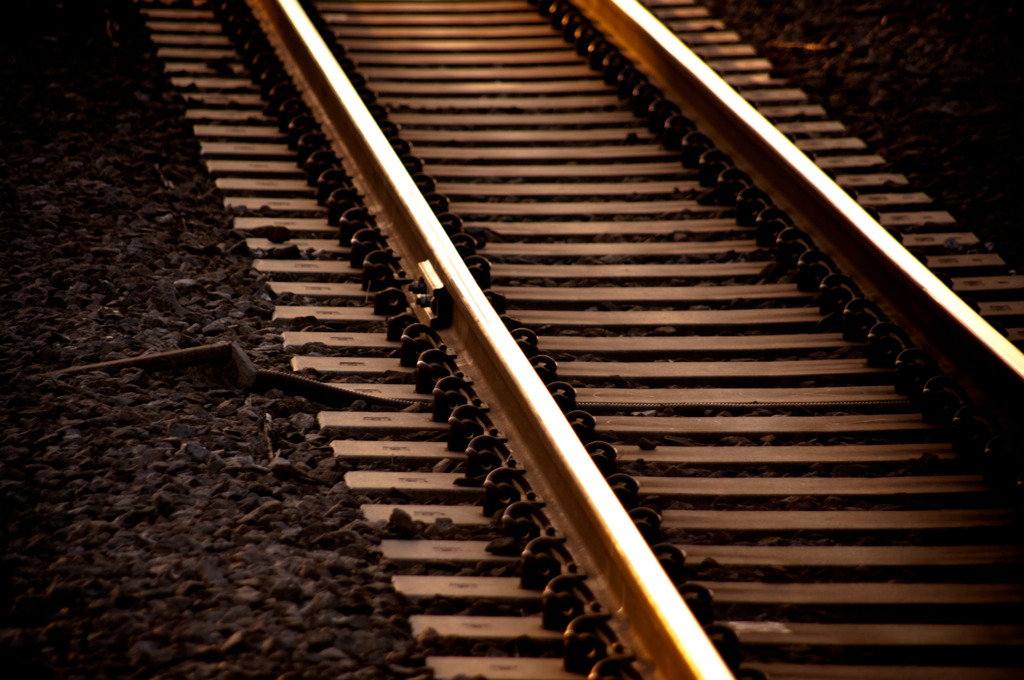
<box><xmin>572</xmin><ymin>0</ymin><xmax>1024</xmax><ymax>422</ymax></box>
<box><xmin>249</xmin><ymin>0</ymin><xmax>733</xmax><ymax>678</ymax></box>
<box><xmin>141</xmin><ymin>0</ymin><xmax>1024</xmax><ymax>678</ymax></box>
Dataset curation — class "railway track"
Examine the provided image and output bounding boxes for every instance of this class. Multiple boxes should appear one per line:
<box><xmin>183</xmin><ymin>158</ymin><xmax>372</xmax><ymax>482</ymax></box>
<box><xmin>139</xmin><ymin>0</ymin><xmax>1024</xmax><ymax>678</ymax></box>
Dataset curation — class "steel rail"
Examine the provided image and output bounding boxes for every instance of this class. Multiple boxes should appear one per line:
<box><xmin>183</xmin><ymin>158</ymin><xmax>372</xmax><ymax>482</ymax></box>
<box><xmin>246</xmin><ymin>0</ymin><xmax>735</xmax><ymax>678</ymax></box>
<box><xmin>574</xmin><ymin>0</ymin><xmax>1024</xmax><ymax>425</ymax></box>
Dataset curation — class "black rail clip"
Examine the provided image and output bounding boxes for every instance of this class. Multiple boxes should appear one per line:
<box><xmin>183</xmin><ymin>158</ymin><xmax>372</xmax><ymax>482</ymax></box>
<box><xmin>564</xmin><ymin>613</ymin><xmax>624</xmax><ymax>674</ymax></box>
<box><xmin>500</xmin><ymin>500</ymin><xmax>554</xmax><ymax>545</ymax></box>
<box><xmin>521</xmin><ymin>535</ymin><xmax>578</xmax><ymax>591</ymax></box>
<box><xmin>465</xmin><ymin>434</ymin><xmax>512</xmax><ymax>480</ymax></box>
<box><xmin>399</xmin><ymin>322</ymin><xmax>444</xmax><ymax>367</ymax></box>
<box><xmin>541</xmin><ymin>574</ymin><xmax>598</xmax><ymax>632</ymax></box>
<box><xmin>431</xmin><ymin>375</ymin><xmax>478</xmax><ymax>423</ymax></box>
<box><xmin>483</xmin><ymin>467</ymin><xmax>535</xmax><ymax>516</ymax></box>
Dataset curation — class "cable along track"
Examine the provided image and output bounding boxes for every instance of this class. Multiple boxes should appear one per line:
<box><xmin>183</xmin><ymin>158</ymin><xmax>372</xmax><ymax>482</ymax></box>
<box><xmin>142</xmin><ymin>0</ymin><xmax>1024</xmax><ymax>679</ymax></box>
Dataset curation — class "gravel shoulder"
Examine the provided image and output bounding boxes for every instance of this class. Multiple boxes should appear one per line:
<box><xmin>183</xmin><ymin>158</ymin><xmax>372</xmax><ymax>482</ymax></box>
<box><xmin>703</xmin><ymin>0</ymin><xmax>1023</xmax><ymax>271</ymax></box>
<box><xmin>0</xmin><ymin>4</ymin><xmax>418</xmax><ymax>678</ymax></box>
<box><xmin>1</xmin><ymin>1</ymin><xmax>1018</xmax><ymax>678</ymax></box>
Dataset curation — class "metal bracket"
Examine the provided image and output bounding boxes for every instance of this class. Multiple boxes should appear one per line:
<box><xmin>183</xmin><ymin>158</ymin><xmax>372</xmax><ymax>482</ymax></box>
<box><xmin>416</xmin><ymin>259</ymin><xmax>453</xmax><ymax>328</ymax></box>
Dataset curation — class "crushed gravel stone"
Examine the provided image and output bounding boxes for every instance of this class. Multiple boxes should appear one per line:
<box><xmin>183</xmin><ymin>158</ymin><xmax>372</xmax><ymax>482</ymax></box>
<box><xmin>1</xmin><ymin>3</ymin><xmax>423</xmax><ymax>679</ymax></box>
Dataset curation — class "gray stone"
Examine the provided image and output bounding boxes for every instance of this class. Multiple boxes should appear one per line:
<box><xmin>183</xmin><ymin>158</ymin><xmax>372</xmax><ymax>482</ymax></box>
<box><xmin>302</xmin><ymin>591</ymin><xmax>339</xmax><ymax>615</ymax></box>
<box><xmin>201</xmin><ymin>320</ymin><xmax>227</xmax><ymax>335</ymax></box>
<box><xmin>232</xmin><ymin>586</ymin><xmax>264</xmax><ymax>606</ymax></box>
<box><xmin>198</xmin><ymin>557</ymin><xmax>227</xmax><ymax>585</ymax></box>
<box><xmin>167</xmin><ymin>422</ymin><xmax>194</xmax><ymax>439</ymax></box>
<box><xmin>153</xmin><ymin>278</ymin><xmax>182</xmax><ymax>312</ymax></box>
<box><xmin>182</xmin><ymin>442</ymin><xmax>209</xmax><ymax>461</ymax></box>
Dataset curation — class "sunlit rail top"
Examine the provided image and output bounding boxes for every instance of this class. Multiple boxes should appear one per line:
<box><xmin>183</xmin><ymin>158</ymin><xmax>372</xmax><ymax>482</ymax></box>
<box><xmin>574</xmin><ymin>0</ymin><xmax>1024</xmax><ymax>424</ymax></box>
<box><xmin>248</xmin><ymin>0</ymin><xmax>736</xmax><ymax>677</ymax></box>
